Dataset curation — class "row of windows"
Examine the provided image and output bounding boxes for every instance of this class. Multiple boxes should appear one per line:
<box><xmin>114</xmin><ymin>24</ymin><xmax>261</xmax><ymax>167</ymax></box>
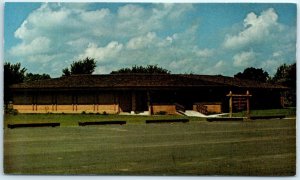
<box><xmin>13</xmin><ymin>93</ymin><xmax>116</xmax><ymax>105</ymax></box>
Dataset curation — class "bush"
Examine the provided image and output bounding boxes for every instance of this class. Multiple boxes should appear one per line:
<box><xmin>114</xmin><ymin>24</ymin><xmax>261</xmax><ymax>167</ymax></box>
<box><xmin>102</xmin><ymin>111</ymin><xmax>108</xmax><ymax>115</ymax></box>
<box><xmin>81</xmin><ymin>111</ymin><xmax>86</xmax><ymax>115</ymax></box>
<box><xmin>5</xmin><ymin>107</ymin><xmax>18</xmax><ymax>115</ymax></box>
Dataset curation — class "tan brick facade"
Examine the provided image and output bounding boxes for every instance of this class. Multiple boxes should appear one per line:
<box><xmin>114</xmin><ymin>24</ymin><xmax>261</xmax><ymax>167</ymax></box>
<box><xmin>193</xmin><ymin>102</ymin><xmax>222</xmax><ymax>114</ymax></box>
<box><xmin>13</xmin><ymin>104</ymin><xmax>119</xmax><ymax>114</ymax></box>
<box><xmin>151</xmin><ymin>104</ymin><xmax>176</xmax><ymax>115</ymax></box>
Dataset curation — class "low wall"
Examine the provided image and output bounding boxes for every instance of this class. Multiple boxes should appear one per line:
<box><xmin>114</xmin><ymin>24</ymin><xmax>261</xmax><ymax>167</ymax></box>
<box><xmin>13</xmin><ymin>105</ymin><xmax>35</xmax><ymax>113</ymax></box>
<box><xmin>13</xmin><ymin>104</ymin><xmax>119</xmax><ymax>114</ymax></box>
<box><xmin>193</xmin><ymin>102</ymin><xmax>222</xmax><ymax>114</ymax></box>
<box><xmin>151</xmin><ymin>104</ymin><xmax>176</xmax><ymax>115</ymax></box>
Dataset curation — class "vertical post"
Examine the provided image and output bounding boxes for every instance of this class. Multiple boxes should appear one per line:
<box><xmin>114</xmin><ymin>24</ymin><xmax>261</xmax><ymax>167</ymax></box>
<box><xmin>55</xmin><ymin>95</ymin><xmax>57</xmax><ymax>111</ymax></box>
<box><xmin>96</xmin><ymin>93</ymin><xmax>99</xmax><ymax>112</ymax></box>
<box><xmin>75</xmin><ymin>95</ymin><xmax>78</xmax><ymax>112</ymax></box>
<box><xmin>93</xmin><ymin>94</ymin><xmax>96</xmax><ymax>112</ymax></box>
<box><xmin>147</xmin><ymin>91</ymin><xmax>152</xmax><ymax>115</ymax></box>
<box><xmin>229</xmin><ymin>91</ymin><xmax>233</xmax><ymax>118</ymax></box>
<box><xmin>246</xmin><ymin>90</ymin><xmax>250</xmax><ymax>119</ymax></box>
<box><xmin>72</xmin><ymin>95</ymin><xmax>74</xmax><ymax>112</ymax></box>
<box><xmin>115</xmin><ymin>93</ymin><xmax>119</xmax><ymax>113</ymax></box>
<box><xmin>131</xmin><ymin>91</ymin><xmax>136</xmax><ymax>114</ymax></box>
<box><xmin>32</xmin><ymin>94</ymin><xmax>35</xmax><ymax>111</ymax></box>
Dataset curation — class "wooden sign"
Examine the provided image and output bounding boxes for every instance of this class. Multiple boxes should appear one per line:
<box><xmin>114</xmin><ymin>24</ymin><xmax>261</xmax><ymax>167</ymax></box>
<box><xmin>227</xmin><ymin>91</ymin><xmax>252</xmax><ymax>118</ymax></box>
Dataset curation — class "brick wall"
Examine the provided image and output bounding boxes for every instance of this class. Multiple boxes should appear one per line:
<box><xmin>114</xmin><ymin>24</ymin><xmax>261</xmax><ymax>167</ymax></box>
<box><xmin>193</xmin><ymin>102</ymin><xmax>222</xmax><ymax>114</ymax></box>
<box><xmin>151</xmin><ymin>104</ymin><xmax>176</xmax><ymax>115</ymax></box>
<box><xmin>13</xmin><ymin>104</ymin><xmax>119</xmax><ymax>114</ymax></box>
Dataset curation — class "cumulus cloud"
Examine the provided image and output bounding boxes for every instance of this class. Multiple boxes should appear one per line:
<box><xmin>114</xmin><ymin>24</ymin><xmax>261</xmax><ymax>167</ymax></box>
<box><xmin>127</xmin><ymin>32</ymin><xmax>157</xmax><ymax>50</ymax></box>
<box><xmin>79</xmin><ymin>41</ymin><xmax>123</xmax><ymax>62</ymax></box>
<box><xmin>223</xmin><ymin>8</ymin><xmax>279</xmax><ymax>49</ymax></box>
<box><xmin>10</xmin><ymin>36</ymin><xmax>51</xmax><ymax>57</ymax></box>
<box><xmin>233</xmin><ymin>50</ymin><xmax>256</xmax><ymax>67</ymax></box>
<box><xmin>194</xmin><ymin>48</ymin><xmax>214</xmax><ymax>58</ymax></box>
<box><xmin>7</xmin><ymin>3</ymin><xmax>200</xmax><ymax>76</ymax></box>
<box><xmin>6</xmin><ymin>4</ymin><xmax>296</xmax><ymax>77</ymax></box>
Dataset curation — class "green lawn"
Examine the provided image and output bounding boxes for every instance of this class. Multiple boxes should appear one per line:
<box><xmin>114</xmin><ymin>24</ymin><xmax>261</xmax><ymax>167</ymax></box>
<box><xmin>230</xmin><ymin>108</ymin><xmax>296</xmax><ymax>117</ymax></box>
<box><xmin>4</xmin><ymin>115</ymin><xmax>296</xmax><ymax>176</ymax></box>
<box><xmin>4</xmin><ymin>108</ymin><xmax>296</xmax><ymax>127</ymax></box>
<box><xmin>4</xmin><ymin>114</ymin><xmax>201</xmax><ymax>127</ymax></box>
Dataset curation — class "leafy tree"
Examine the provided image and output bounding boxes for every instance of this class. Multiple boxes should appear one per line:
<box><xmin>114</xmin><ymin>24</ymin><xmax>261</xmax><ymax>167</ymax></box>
<box><xmin>62</xmin><ymin>57</ymin><xmax>96</xmax><ymax>76</ymax></box>
<box><xmin>24</xmin><ymin>73</ymin><xmax>51</xmax><ymax>82</ymax></box>
<box><xmin>111</xmin><ymin>64</ymin><xmax>170</xmax><ymax>74</ymax></box>
<box><xmin>234</xmin><ymin>67</ymin><xmax>269</xmax><ymax>82</ymax></box>
<box><xmin>62</xmin><ymin>68</ymin><xmax>71</xmax><ymax>77</ymax></box>
<box><xmin>272</xmin><ymin>63</ymin><xmax>296</xmax><ymax>88</ymax></box>
<box><xmin>4</xmin><ymin>62</ymin><xmax>27</xmax><ymax>104</ymax></box>
<box><xmin>271</xmin><ymin>63</ymin><xmax>296</xmax><ymax>107</ymax></box>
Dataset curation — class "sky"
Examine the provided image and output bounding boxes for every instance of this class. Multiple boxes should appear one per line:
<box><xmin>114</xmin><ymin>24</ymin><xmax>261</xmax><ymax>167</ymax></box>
<box><xmin>4</xmin><ymin>2</ymin><xmax>297</xmax><ymax>78</ymax></box>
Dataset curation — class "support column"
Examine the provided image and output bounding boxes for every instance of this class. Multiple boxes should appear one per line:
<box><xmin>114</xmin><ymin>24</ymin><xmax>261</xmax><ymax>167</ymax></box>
<box><xmin>228</xmin><ymin>91</ymin><xmax>233</xmax><ymax>118</ymax></box>
<box><xmin>115</xmin><ymin>93</ymin><xmax>120</xmax><ymax>113</ymax></box>
<box><xmin>72</xmin><ymin>95</ymin><xmax>74</xmax><ymax>111</ymax></box>
<box><xmin>246</xmin><ymin>90</ymin><xmax>250</xmax><ymax>119</ymax></box>
<box><xmin>147</xmin><ymin>91</ymin><xmax>152</xmax><ymax>115</ymax></box>
<box><xmin>32</xmin><ymin>94</ymin><xmax>35</xmax><ymax>111</ymax></box>
<box><xmin>131</xmin><ymin>91</ymin><xmax>136</xmax><ymax>114</ymax></box>
<box><xmin>55</xmin><ymin>94</ymin><xmax>57</xmax><ymax>111</ymax></box>
<box><xmin>93</xmin><ymin>94</ymin><xmax>96</xmax><ymax>112</ymax></box>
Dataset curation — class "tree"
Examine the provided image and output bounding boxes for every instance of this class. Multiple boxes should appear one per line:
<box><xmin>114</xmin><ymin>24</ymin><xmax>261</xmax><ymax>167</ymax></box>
<box><xmin>24</xmin><ymin>73</ymin><xmax>51</xmax><ymax>82</ymax></box>
<box><xmin>234</xmin><ymin>67</ymin><xmax>269</xmax><ymax>82</ymax></box>
<box><xmin>62</xmin><ymin>68</ymin><xmax>71</xmax><ymax>77</ymax></box>
<box><xmin>111</xmin><ymin>64</ymin><xmax>171</xmax><ymax>74</ymax></box>
<box><xmin>62</xmin><ymin>57</ymin><xmax>96</xmax><ymax>76</ymax></box>
<box><xmin>272</xmin><ymin>63</ymin><xmax>296</xmax><ymax>88</ymax></box>
<box><xmin>4</xmin><ymin>62</ymin><xmax>27</xmax><ymax>104</ymax></box>
<box><xmin>271</xmin><ymin>63</ymin><xmax>296</xmax><ymax>107</ymax></box>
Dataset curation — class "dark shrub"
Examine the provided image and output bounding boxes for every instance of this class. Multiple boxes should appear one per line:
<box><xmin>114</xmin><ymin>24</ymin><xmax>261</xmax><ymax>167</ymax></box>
<box><xmin>5</xmin><ymin>108</ymin><xmax>18</xmax><ymax>115</ymax></box>
<box><xmin>102</xmin><ymin>111</ymin><xmax>108</xmax><ymax>115</ymax></box>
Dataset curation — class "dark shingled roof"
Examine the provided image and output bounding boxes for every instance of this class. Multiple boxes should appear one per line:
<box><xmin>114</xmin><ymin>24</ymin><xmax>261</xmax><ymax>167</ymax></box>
<box><xmin>10</xmin><ymin>74</ymin><xmax>286</xmax><ymax>90</ymax></box>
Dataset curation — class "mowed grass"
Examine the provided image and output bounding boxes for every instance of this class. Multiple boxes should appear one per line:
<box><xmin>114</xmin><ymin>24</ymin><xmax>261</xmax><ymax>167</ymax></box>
<box><xmin>4</xmin><ymin>114</ymin><xmax>201</xmax><ymax>127</ymax></box>
<box><xmin>4</xmin><ymin>116</ymin><xmax>296</xmax><ymax>176</ymax></box>
<box><xmin>230</xmin><ymin>108</ymin><xmax>296</xmax><ymax>117</ymax></box>
<box><xmin>4</xmin><ymin>108</ymin><xmax>296</xmax><ymax>126</ymax></box>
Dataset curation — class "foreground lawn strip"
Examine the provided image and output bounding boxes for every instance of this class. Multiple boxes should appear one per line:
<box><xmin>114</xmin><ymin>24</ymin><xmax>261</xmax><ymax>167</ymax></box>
<box><xmin>230</xmin><ymin>108</ymin><xmax>296</xmax><ymax>118</ymax></box>
<box><xmin>4</xmin><ymin>118</ymin><xmax>295</xmax><ymax>175</ymax></box>
<box><xmin>4</xmin><ymin>114</ymin><xmax>196</xmax><ymax>127</ymax></box>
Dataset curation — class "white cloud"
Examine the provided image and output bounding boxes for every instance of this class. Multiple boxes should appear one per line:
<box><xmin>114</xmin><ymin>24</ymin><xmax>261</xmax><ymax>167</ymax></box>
<box><xmin>272</xmin><ymin>51</ymin><xmax>283</xmax><ymax>58</ymax></box>
<box><xmin>233</xmin><ymin>50</ymin><xmax>256</xmax><ymax>67</ymax></box>
<box><xmin>223</xmin><ymin>8</ymin><xmax>279</xmax><ymax>49</ymax></box>
<box><xmin>118</xmin><ymin>4</ymin><xmax>145</xmax><ymax>19</ymax></box>
<box><xmin>6</xmin><ymin>4</ymin><xmax>296</xmax><ymax>77</ymax></box>
<box><xmin>79</xmin><ymin>41</ymin><xmax>123</xmax><ymax>62</ymax></box>
<box><xmin>126</xmin><ymin>32</ymin><xmax>157</xmax><ymax>50</ymax></box>
<box><xmin>206</xmin><ymin>60</ymin><xmax>226</xmax><ymax>75</ymax></box>
<box><xmin>80</xmin><ymin>8</ymin><xmax>110</xmax><ymax>23</ymax></box>
<box><xmin>194</xmin><ymin>48</ymin><xmax>214</xmax><ymax>58</ymax></box>
<box><xmin>169</xmin><ymin>59</ymin><xmax>191</xmax><ymax>70</ymax></box>
<box><xmin>10</xmin><ymin>36</ymin><xmax>51</xmax><ymax>56</ymax></box>
<box><xmin>260</xmin><ymin>59</ymin><xmax>284</xmax><ymax>75</ymax></box>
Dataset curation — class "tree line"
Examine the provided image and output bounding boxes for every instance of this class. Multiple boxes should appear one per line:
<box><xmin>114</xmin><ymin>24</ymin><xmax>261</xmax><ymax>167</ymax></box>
<box><xmin>4</xmin><ymin>57</ymin><xmax>296</xmax><ymax>106</ymax></box>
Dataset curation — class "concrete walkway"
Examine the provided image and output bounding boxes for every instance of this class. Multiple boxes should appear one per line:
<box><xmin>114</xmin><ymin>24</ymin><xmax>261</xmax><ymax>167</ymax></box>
<box><xmin>183</xmin><ymin>110</ymin><xmax>228</xmax><ymax>118</ymax></box>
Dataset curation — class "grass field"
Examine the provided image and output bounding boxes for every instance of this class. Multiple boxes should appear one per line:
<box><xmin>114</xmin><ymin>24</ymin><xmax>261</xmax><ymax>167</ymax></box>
<box><xmin>4</xmin><ymin>114</ymin><xmax>197</xmax><ymax>127</ymax></box>
<box><xmin>3</xmin><ymin>112</ymin><xmax>296</xmax><ymax>176</ymax></box>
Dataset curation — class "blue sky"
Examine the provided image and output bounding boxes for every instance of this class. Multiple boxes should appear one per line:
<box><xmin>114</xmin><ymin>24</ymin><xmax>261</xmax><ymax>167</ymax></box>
<box><xmin>4</xmin><ymin>3</ymin><xmax>297</xmax><ymax>77</ymax></box>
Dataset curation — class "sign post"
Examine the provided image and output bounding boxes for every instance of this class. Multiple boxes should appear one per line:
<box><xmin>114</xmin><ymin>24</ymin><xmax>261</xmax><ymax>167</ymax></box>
<box><xmin>226</xmin><ymin>91</ymin><xmax>252</xmax><ymax>119</ymax></box>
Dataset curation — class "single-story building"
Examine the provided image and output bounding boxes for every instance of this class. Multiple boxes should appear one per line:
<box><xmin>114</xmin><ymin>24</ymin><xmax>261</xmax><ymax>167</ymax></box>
<box><xmin>10</xmin><ymin>74</ymin><xmax>286</xmax><ymax>114</ymax></box>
